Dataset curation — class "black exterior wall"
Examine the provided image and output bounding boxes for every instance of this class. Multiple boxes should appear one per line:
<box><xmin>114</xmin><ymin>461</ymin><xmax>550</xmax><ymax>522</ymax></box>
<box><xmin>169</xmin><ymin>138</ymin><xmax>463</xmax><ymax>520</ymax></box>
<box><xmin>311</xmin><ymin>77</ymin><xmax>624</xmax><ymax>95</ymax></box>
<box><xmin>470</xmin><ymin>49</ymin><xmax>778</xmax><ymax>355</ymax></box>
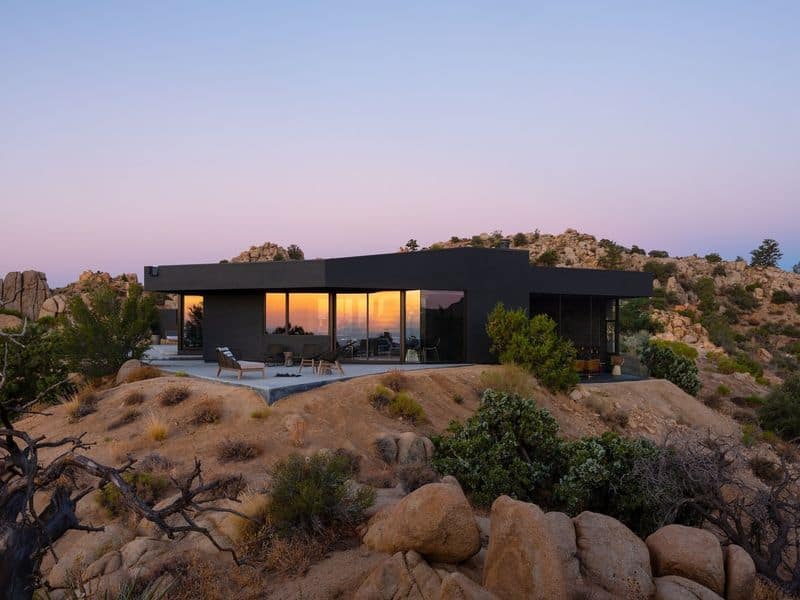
<box><xmin>145</xmin><ymin>248</ymin><xmax>652</xmax><ymax>363</ymax></box>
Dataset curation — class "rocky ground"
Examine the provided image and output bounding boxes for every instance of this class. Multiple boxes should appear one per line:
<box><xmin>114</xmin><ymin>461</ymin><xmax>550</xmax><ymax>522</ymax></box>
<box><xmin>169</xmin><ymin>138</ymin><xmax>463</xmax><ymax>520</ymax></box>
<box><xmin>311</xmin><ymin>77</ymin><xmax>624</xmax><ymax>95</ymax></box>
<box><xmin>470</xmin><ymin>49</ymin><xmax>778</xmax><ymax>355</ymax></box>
<box><xmin>15</xmin><ymin>363</ymin><xmax>790</xmax><ymax>599</ymax></box>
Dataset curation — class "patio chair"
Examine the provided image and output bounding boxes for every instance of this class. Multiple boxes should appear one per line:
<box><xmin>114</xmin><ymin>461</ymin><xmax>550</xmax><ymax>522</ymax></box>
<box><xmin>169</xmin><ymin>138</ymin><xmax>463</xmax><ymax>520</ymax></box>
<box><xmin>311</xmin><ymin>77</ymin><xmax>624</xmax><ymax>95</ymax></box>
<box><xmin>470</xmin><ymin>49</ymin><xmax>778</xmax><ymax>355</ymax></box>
<box><xmin>422</xmin><ymin>338</ymin><xmax>440</xmax><ymax>362</ymax></box>
<box><xmin>264</xmin><ymin>343</ymin><xmax>285</xmax><ymax>366</ymax></box>
<box><xmin>316</xmin><ymin>341</ymin><xmax>355</xmax><ymax>376</ymax></box>
<box><xmin>215</xmin><ymin>347</ymin><xmax>265</xmax><ymax>380</ymax></box>
<box><xmin>298</xmin><ymin>343</ymin><xmax>321</xmax><ymax>373</ymax></box>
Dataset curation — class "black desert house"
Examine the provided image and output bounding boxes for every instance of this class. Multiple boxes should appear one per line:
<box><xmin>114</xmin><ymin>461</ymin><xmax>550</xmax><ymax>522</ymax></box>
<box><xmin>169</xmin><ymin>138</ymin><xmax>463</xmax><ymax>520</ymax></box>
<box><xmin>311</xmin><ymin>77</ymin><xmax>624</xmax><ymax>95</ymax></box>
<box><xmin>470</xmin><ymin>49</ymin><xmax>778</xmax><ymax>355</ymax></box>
<box><xmin>143</xmin><ymin>247</ymin><xmax>652</xmax><ymax>368</ymax></box>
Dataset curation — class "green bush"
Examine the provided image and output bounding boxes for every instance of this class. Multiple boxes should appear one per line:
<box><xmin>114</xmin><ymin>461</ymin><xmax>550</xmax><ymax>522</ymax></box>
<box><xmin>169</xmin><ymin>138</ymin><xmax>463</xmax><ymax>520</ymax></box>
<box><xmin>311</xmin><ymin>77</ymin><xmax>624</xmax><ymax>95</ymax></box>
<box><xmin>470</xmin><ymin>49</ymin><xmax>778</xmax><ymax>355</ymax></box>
<box><xmin>486</xmin><ymin>304</ymin><xmax>578</xmax><ymax>393</ymax></box>
<box><xmin>630</xmin><ymin>245</ymin><xmax>646</xmax><ymax>255</ymax></box>
<box><xmin>705</xmin><ymin>253</ymin><xmax>722</xmax><ymax>263</ymax></box>
<box><xmin>469</xmin><ymin>235</ymin><xmax>485</xmax><ymax>247</ymax></box>
<box><xmin>771</xmin><ymin>290</ymin><xmax>793</xmax><ymax>305</ymax></box>
<box><xmin>598</xmin><ymin>241</ymin><xmax>624</xmax><ymax>269</ymax></box>
<box><xmin>648</xmin><ymin>250</ymin><xmax>669</xmax><ymax>258</ymax></box>
<box><xmin>0</xmin><ymin>320</ymin><xmax>71</xmax><ymax>407</ymax></box>
<box><xmin>701</xmin><ymin>313</ymin><xmax>737</xmax><ymax>353</ymax></box>
<box><xmin>534</xmin><ymin>250</ymin><xmax>558</xmax><ymax>267</ymax></box>
<box><xmin>96</xmin><ymin>471</ymin><xmax>168</xmax><ymax>517</ymax></box>
<box><xmin>758</xmin><ymin>374</ymin><xmax>800</xmax><ymax>441</ymax></box>
<box><xmin>709</xmin><ymin>351</ymin><xmax>763</xmax><ymax>378</ymax></box>
<box><xmin>479</xmin><ymin>364</ymin><xmax>538</xmax><ymax>398</ymax></box>
<box><xmin>619</xmin><ymin>298</ymin><xmax>663</xmax><ymax>335</ymax></box>
<box><xmin>432</xmin><ymin>390</ymin><xmax>563</xmax><ymax>507</ymax></box>
<box><xmin>512</xmin><ymin>232</ymin><xmax>529</xmax><ymax>247</ymax></box>
<box><xmin>649</xmin><ymin>338</ymin><xmax>698</xmax><ymax>360</ymax></box>
<box><xmin>640</xmin><ymin>340</ymin><xmax>700</xmax><ymax>395</ymax></box>
<box><xmin>267</xmin><ymin>452</ymin><xmax>374</xmax><ymax>535</ymax></box>
<box><xmin>725</xmin><ymin>285</ymin><xmax>759</xmax><ymax>311</ymax></box>
<box><xmin>712</xmin><ymin>264</ymin><xmax>727</xmax><ymax>277</ymax></box>
<box><xmin>368</xmin><ymin>384</ymin><xmax>394</xmax><ymax>409</ymax></box>
<box><xmin>643</xmin><ymin>260</ymin><xmax>677</xmax><ymax>285</ymax></box>
<box><xmin>387</xmin><ymin>391</ymin><xmax>426</xmax><ymax>422</ymax></box>
<box><xmin>716</xmin><ymin>384</ymin><xmax>731</xmax><ymax>396</ymax></box>
<box><xmin>61</xmin><ymin>283</ymin><xmax>157</xmax><ymax>378</ymax></box>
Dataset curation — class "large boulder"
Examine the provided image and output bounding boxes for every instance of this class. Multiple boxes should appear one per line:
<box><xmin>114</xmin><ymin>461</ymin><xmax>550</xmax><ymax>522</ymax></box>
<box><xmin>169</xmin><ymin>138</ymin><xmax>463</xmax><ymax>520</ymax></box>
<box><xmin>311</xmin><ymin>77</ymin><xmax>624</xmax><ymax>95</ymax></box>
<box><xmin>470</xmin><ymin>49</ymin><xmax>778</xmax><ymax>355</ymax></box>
<box><xmin>440</xmin><ymin>573</ymin><xmax>498</xmax><ymax>600</ymax></box>
<box><xmin>1</xmin><ymin>270</ymin><xmax>50</xmax><ymax>320</ymax></box>
<box><xmin>483</xmin><ymin>496</ymin><xmax>567</xmax><ymax>600</ymax></box>
<box><xmin>724</xmin><ymin>545</ymin><xmax>755</xmax><ymax>600</ymax></box>
<box><xmin>0</xmin><ymin>313</ymin><xmax>23</xmax><ymax>331</ymax></box>
<box><xmin>115</xmin><ymin>359</ymin><xmax>143</xmax><ymax>385</ymax></box>
<box><xmin>363</xmin><ymin>483</ymin><xmax>480</xmax><ymax>563</ymax></box>
<box><xmin>354</xmin><ymin>551</ymin><xmax>442</xmax><ymax>600</ymax></box>
<box><xmin>544</xmin><ymin>511</ymin><xmax>583</xmax><ymax>597</ymax></box>
<box><xmin>646</xmin><ymin>524</ymin><xmax>725</xmax><ymax>595</ymax></box>
<box><xmin>573</xmin><ymin>511</ymin><xmax>654</xmax><ymax>598</ymax></box>
<box><xmin>654</xmin><ymin>575</ymin><xmax>723</xmax><ymax>600</ymax></box>
<box><xmin>396</xmin><ymin>432</ymin><xmax>434</xmax><ymax>465</ymax></box>
<box><xmin>38</xmin><ymin>294</ymin><xmax>67</xmax><ymax>319</ymax></box>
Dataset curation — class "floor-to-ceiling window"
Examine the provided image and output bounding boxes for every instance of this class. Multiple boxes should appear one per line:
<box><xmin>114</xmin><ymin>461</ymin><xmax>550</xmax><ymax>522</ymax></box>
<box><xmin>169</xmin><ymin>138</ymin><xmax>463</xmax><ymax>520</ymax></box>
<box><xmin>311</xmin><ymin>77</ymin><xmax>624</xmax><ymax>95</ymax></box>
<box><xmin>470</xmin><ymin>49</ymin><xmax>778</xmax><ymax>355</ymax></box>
<box><xmin>181</xmin><ymin>295</ymin><xmax>204</xmax><ymax>352</ymax></box>
<box><xmin>335</xmin><ymin>293</ymin><xmax>368</xmax><ymax>359</ymax></box>
<box><xmin>368</xmin><ymin>291</ymin><xmax>401</xmax><ymax>360</ymax></box>
<box><xmin>288</xmin><ymin>293</ymin><xmax>329</xmax><ymax>335</ymax></box>
<box><xmin>404</xmin><ymin>290</ymin><xmax>465</xmax><ymax>363</ymax></box>
<box><xmin>265</xmin><ymin>293</ymin><xmax>287</xmax><ymax>333</ymax></box>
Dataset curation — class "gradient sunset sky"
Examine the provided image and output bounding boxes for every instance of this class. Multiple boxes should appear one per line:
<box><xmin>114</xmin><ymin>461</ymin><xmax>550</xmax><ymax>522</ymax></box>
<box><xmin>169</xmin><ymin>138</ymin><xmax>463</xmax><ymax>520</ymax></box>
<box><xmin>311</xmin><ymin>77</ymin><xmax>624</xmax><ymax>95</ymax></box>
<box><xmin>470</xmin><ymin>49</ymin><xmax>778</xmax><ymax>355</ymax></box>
<box><xmin>2</xmin><ymin>2</ymin><xmax>798</xmax><ymax>286</ymax></box>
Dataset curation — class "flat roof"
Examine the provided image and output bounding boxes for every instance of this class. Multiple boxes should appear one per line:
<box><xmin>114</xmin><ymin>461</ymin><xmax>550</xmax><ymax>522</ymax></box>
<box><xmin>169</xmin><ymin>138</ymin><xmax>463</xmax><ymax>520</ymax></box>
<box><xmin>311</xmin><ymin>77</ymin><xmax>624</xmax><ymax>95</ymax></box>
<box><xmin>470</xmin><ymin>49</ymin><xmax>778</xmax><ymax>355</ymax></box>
<box><xmin>144</xmin><ymin>247</ymin><xmax>652</xmax><ymax>298</ymax></box>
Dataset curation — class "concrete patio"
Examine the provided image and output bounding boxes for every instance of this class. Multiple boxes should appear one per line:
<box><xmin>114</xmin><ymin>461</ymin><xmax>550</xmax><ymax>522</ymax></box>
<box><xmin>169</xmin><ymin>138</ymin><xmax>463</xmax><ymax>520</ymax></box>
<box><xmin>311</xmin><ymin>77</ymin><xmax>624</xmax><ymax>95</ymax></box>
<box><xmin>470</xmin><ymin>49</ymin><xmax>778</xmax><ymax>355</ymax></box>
<box><xmin>144</xmin><ymin>345</ymin><xmax>465</xmax><ymax>403</ymax></box>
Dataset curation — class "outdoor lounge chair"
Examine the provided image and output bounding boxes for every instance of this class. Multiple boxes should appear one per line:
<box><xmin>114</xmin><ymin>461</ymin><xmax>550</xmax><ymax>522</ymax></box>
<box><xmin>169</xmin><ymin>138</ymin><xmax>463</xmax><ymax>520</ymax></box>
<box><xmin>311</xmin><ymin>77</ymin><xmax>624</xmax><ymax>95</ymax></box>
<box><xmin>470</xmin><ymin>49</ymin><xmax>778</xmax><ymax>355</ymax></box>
<box><xmin>215</xmin><ymin>347</ymin><xmax>265</xmax><ymax>379</ymax></box>
<box><xmin>264</xmin><ymin>343</ymin><xmax>285</xmax><ymax>366</ymax></box>
<box><xmin>298</xmin><ymin>343</ymin><xmax>321</xmax><ymax>373</ymax></box>
<box><xmin>316</xmin><ymin>341</ymin><xmax>355</xmax><ymax>376</ymax></box>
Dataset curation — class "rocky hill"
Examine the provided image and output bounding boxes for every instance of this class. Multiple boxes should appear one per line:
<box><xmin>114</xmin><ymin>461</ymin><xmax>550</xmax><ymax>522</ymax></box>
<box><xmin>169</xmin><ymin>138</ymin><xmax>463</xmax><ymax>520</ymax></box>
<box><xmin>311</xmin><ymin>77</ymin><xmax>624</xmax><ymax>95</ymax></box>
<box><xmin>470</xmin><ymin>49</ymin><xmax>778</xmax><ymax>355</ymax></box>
<box><xmin>228</xmin><ymin>242</ymin><xmax>304</xmax><ymax>263</ymax></box>
<box><xmin>428</xmin><ymin>229</ymin><xmax>800</xmax><ymax>384</ymax></box>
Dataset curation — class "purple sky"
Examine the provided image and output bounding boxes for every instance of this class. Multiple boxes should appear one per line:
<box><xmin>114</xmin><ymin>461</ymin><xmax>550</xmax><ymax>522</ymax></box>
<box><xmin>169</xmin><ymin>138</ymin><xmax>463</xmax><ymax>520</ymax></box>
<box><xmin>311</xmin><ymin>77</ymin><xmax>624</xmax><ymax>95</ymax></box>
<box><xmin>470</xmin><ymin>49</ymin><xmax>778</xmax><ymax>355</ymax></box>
<box><xmin>2</xmin><ymin>2</ymin><xmax>798</xmax><ymax>287</ymax></box>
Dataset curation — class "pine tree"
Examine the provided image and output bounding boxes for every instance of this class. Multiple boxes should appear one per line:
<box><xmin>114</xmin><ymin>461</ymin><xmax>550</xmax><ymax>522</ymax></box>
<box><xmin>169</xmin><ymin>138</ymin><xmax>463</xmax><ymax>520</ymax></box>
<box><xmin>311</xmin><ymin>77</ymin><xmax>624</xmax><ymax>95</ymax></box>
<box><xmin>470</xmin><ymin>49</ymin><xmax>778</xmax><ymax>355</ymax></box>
<box><xmin>750</xmin><ymin>239</ymin><xmax>783</xmax><ymax>268</ymax></box>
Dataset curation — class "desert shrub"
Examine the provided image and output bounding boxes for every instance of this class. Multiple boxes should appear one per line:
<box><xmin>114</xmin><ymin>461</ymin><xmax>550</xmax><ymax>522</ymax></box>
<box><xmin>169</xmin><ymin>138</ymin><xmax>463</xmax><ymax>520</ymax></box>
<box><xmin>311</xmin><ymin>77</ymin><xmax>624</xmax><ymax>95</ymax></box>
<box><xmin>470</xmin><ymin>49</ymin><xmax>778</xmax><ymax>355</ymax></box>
<box><xmin>396</xmin><ymin>463</ymin><xmax>439</xmax><ymax>493</ymax></box>
<box><xmin>640</xmin><ymin>340</ymin><xmax>700</xmax><ymax>395</ymax></box>
<box><xmin>758</xmin><ymin>374</ymin><xmax>800</xmax><ymax>441</ymax></box>
<box><xmin>749</xmin><ymin>456</ymin><xmax>783</xmax><ymax>484</ymax></box>
<box><xmin>534</xmin><ymin>250</ymin><xmax>558</xmax><ymax>267</ymax></box>
<box><xmin>452</xmin><ymin>393</ymin><xmax>463</xmax><ymax>404</ymax></box>
<box><xmin>450</xmin><ymin>236</ymin><xmax>462</xmax><ymax>244</ymax></box>
<box><xmin>712</xmin><ymin>264</ymin><xmax>727</xmax><ymax>277</ymax></box>
<box><xmin>267</xmin><ymin>452</ymin><xmax>374</xmax><ymax>535</ymax></box>
<box><xmin>250</xmin><ymin>408</ymin><xmax>271</xmax><ymax>419</ymax></box>
<box><xmin>733</xmin><ymin>409</ymin><xmax>758</xmax><ymax>425</ymax></box>
<box><xmin>0</xmin><ymin>319</ymin><xmax>70</xmax><ymax>407</ymax></box>
<box><xmin>486</xmin><ymin>304</ymin><xmax>578</xmax><ymax>393</ymax></box>
<box><xmin>643</xmin><ymin>260</ymin><xmax>676</xmax><ymax>285</ymax></box>
<box><xmin>432</xmin><ymin>389</ymin><xmax>563</xmax><ymax>507</ymax></box>
<box><xmin>725</xmin><ymin>285</ymin><xmax>759</xmax><ymax>311</ymax></box>
<box><xmin>61</xmin><ymin>282</ymin><xmax>157</xmax><ymax>378</ymax></box>
<box><xmin>122</xmin><ymin>391</ymin><xmax>145</xmax><ymax>406</ymax></box>
<box><xmin>137</xmin><ymin>453</ymin><xmax>174</xmax><ymax>472</ymax></box>
<box><xmin>771</xmin><ymin>290</ymin><xmax>792</xmax><ymax>305</ymax></box>
<box><xmin>648</xmin><ymin>250</ymin><xmax>669</xmax><ymax>258</ymax></box>
<box><xmin>478</xmin><ymin>364</ymin><xmax>537</xmax><ymax>398</ymax></box>
<box><xmin>705</xmin><ymin>253</ymin><xmax>722</xmax><ymax>263</ymax></box>
<box><xmin>649</xmin><ymin>338</ymin><xmax>698</xmax><ymax>360</ymax></box>
<box><xmin>716</xmin><ymin>384</ymin><xmax>731</xmax><ymax>396</ymax></box>
<box><xmin>96</xmin><ymin>471</ymin><xmax>168</xmax><ymax>517</ymax></box>
<box><xmin>157</xmin><ymin>384</ymin><xmax>191</xmax><ymax>406</ymax></box>
<box><xmin>368</xmin><ymin>384</ymin><xmax>395</xmax><ymax>409</ymax></box>
<box><xmin>191</xmin><ymin>398</ymin><xmax>223</xmax><ymax>425</ymax></box>
<box><xmin>710</xmin><ymin>352</ymin><xmax>764</xmax><ymax>378</ymax></box>
<box><xmin>469</xmin><ymin>235</ymin><xmax>485</xmax><ymax>247</ymax></box>
<box><xmin>555</xmin><ymin>433</ymin><xmax>668</xmax><ymax>535</ymax></box>
<box><xmin>600</xmin><ymin>407</ymin><xmax>630</xmax><ymax>430</ymax></box>
<box><xmin>216</xmin><ymin>439</ymin><xmax>262</xmax><ymax>463</ymax></box>
<box><xmin>619</xmin><ymin>298</ymin><xmax>663</xmax><ymax>335</ymax></box>
<box><xmin>741</xmin><ymin>423</ymin><xmax>757</xmax><ymax>447</ymax></box>
<box><xmin>597</xmin><ymin>240</ymin><xmax>624</xmax><ymax>269</ymax></box>
<box><xmin>145</xmin><ymin>412</ymin><xmax>168</xmax><ymax>441</ymax></box>
<box><xmin>512</xmin><ymin>232</ymin><xmax>528</xmax><ymax>247</ymax></box>
<box><xmin>286</xmin><ymin>244</ymin><xmax>304</xmax><ymax>260</ymax></box>
<box><xmin>629</xmin><ymin>244</ymin><xmax>646</xmax><ymax>255</ymax></box>
<box><xmin>123</xmin><ymin>365</ymin><xmax>162</xmax><ymax>383</ymax></box>
<box><xmin>387</xmin><ymin>391</ymin><xmax>426</xmax><ymax>422</ymax></box>
<box><xmin>705</xmin><ymin>394</ymin><xmax>723</xmax><ymax>410</ymax></box>
<box><xmin>692</xmin><ymin>277</ymin><xmax>717</xmax><ymax>313</ymax></box>
<box><xmin>380</xmin><ymin>369</ymin><xmax>408</xmax><ymax>392</ymax></box>
<box><xmin>108</xmin><ymin>408</ymin><xmax>141</xmax><ymax>430</ymax></box>
<box><xmin>702</xmin><ymin>313</ymin><xmax>737</xmax><ymax>353</ymax></box>
<box><xmin>173</xmin><ymin>371</ymin><xmax>189</xmax><ymax>377</ymax></box>
<box><xmin>65</xmin><ymin>386</ymin><xmax>99</xmax><ymax>422</ymax></box>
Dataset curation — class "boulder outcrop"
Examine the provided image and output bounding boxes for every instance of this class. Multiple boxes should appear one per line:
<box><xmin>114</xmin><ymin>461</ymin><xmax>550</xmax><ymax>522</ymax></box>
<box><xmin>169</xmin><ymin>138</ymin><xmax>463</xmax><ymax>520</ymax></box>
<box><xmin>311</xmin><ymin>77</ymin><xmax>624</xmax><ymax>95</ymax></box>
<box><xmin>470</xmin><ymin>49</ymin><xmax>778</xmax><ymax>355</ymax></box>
<box><xmin>723</xmin><ymin>545</ymin><xmax>755</xmax><ymax>600</ymax></box>
<box><xmin>646</xmin><ymin>524</ymin><xmax>725</xmax><ymax>595</ymax></box>
<box><xmin>653</xmin><ymin>575</ymin><xmax>723</xmax><ymax>600</ymax></box>
<box><xmin>1</xmin><ymin>270</ymin><xmax>50</xmax><ymax>320</ymax></box>
<box><xmin>483</xmin><ymin>496</ymin><xmax>567</xmax><ymax>600</ymax></box>
<box><xmin>363</xmin><ymin>483</ymin><xmax>480</xmax><ymax>563</ymax></box>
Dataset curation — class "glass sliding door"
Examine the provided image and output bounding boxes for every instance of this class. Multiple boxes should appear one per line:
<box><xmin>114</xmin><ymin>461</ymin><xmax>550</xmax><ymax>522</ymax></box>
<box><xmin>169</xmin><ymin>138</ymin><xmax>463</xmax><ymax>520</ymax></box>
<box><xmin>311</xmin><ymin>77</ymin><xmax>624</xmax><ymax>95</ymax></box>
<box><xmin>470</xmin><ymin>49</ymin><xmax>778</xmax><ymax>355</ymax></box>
<box><xmin>405</xmin><ymin>290</ymin><xmax>465</xmax><ymax>363</ymax></box>
<box><xmin>368</xmin><ymin>291</ymin><xmax>401</xmax><ymax>360</ymax></box>
<box><xmin>404</xmin><ymin>290</ymin><xmax>421</xmax><ymax>362</ymax></box>
<box><xmin>335</xmin><ymin>293</ymin><xmax>368</xmax><ymax>359</ymax></box>
<box><xmin>181</xmin><ymin>295</ymin><xmax>204</xmax><ymax>353</ymax></box>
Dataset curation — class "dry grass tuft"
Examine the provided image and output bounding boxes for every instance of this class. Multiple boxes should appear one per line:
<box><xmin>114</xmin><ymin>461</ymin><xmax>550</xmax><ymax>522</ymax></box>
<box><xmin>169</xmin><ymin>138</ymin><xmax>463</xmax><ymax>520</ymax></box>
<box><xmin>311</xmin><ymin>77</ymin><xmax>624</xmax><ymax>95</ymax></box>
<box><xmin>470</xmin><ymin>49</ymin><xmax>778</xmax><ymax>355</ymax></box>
<box><xmin>191</xmin><ymin>398</ymin><xmax>223</xmax><ymax>425</ymax></box>
<box><xmin>157</xmin><ymin>384</ymin><xmax>191</xmax><ymax>406</ymax></box>
<box><xmin>138</xmin><ymin>452</ymin><xmax>174</xmax><ymax>472</ymax></box>
<box><xmin>216</xmin><ymin>438</ymin><xmax>261</xmax><ymax>463</ymax></box>
<box><xmin>122</xmin><ymin>391</ymin><xmax>145</xmax><ymax>406</ymax></box>
<box><xmin>479</xmin><ymin>364</ymin><xmax>537</xmax><ymax>398</ymax></box>
<box><xmin>65</xmin><ymin>386</ymin><xmax>99</xmax><ymax>422</ymax></box>
<box><xmin>289</xmin><ymin>420</ymin><xmax>307</xmax><ymax>448</ymax></box>
<box><xmin>145</xmin><ymin>412</ymin><xmax>169</xmax><ymax>442</ymax></box>
<box><xmin>368</xmin><ymin>384</ymin><xmax>395</xmax><ymax>409</ymax></box>
<box><xmin>123</xmin><ymin>365</ymin><xmax>163</xmax><ymax>383</ymax></box>
<box><xmin>250</xmin><ymin>408</ymin><xmax>271</xmax><ymax>420</ymax></box>
<box><xmin>230</xmin><ymin>492</ymin><xmax>271</xmax><ymax>542</ymax></box>
<box><xmin>749</xmin><ymin>456</ymin><xmax>783</xmax><ymax>484</ymax></box>
<box><xmin>108</xmin><ymin>408</ymin><xmax>141</xmax><ymax>430</ymax></box>
<box><xmin>380</xmin><ymin>369</ymin><xmax>409</xmax><ymax>392</ymax></box>
<box><xmin>387</xmin><ymin>391</ymin><xmax>426</xmax><ymax>423</ymax></box>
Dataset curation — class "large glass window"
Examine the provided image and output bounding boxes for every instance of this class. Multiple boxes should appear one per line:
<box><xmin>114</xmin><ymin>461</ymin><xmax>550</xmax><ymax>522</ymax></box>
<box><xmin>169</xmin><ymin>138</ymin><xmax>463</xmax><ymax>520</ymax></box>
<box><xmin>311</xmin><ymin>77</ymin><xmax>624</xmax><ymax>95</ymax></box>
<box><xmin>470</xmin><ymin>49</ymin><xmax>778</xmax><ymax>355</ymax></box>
<box><xmin>368</xmin><ymin>291</ymin><xmax>401</xmax><ymax>360</ymax></box>
<box><xmin>405</xmin><ymin>290</ymin><xmax>465</xmax><ymax>362</ymax></box>
<box><xmin>288</xmin><ymin>293</ymin><xmax>329</xmax><ymax>335</ymax></box>
<box><xmin>182</xmin><ymin>295</ymin><xmax>204</xmax><ymax>351</ymax></box>
<box><xmin>335</xmin><ymin>293</ymin><xmax>368</xmax><ymax>359</ymax></box>
<box><xmin>265</xmin><ymin>293</ymin><xmax>287</xmax><ymax>334</ymax></box>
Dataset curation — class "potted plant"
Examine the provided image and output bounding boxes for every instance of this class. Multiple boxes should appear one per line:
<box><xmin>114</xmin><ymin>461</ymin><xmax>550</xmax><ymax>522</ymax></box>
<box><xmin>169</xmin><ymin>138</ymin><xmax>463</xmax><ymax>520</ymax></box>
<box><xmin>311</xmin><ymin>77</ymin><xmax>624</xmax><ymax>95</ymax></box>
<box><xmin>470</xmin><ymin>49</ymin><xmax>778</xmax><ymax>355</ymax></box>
<box><xmin>150</xmin><ymin>316</ymin><xmax>162</xmax><ymax>346</ymax></box>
